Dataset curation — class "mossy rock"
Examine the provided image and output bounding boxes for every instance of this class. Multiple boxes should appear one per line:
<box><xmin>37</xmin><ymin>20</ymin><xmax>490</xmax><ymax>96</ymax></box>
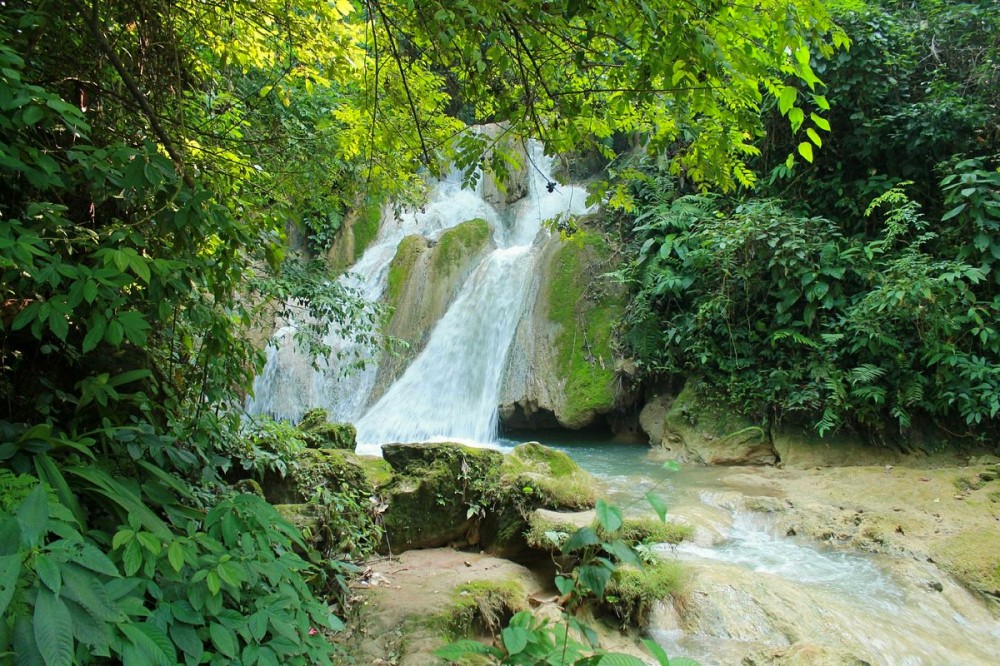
<box><xmin>429</xmin><ymin>579</ymin><xmax>528</xmax><ymax>639</ymax></box>
<box><xmin>432</xmin><ymin>218</ymin><xmax>491</xmax><ymax>276</ymax></box>
<box><xmin>499</xmin><ymin>442</ymin><xmax>598</xmax><ymax>510</ymax></box>
<box><xmin>660</xmin><ymin>382</ymin><xmax>776</xmax><ymax>466</ymax></box>
<box><xmin>545</xmin><ymin>233</ymin><xmax>624</xmax><ymax>429</ymax></box>
<box><xmin>381</xmin><ymin>443</ymin><xmax>504</xmax><ymax>552</ymax></box>
<box><xmin>263</xmin><ymin>448</ymin><xmax>383</xmax><ymax>504</ymax></box>
<box><xmin>296</xmin><ymin>407</ymin><xmax>357</xmax><ymax>450</ymax></box>
<box><xmin>386</xmin><ymin>234</ymin><xmax>428</xmax><ymax>311</ymax></box>
<box><xmin>604</xmin><ymin>560</ymin><xmax>686</xmax><ymax>627</ymax></box>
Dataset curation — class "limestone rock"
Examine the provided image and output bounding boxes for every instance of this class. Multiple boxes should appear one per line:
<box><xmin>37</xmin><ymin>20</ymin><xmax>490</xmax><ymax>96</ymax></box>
<box><xmin>500</xmin><ymin>231</ymin><xmax>629</xmax><ymax>430</ymax></box>
<box><xmin>655</xmin><ymin>382</ymin><xmax>777</xmax><ymax>466</ymax></box>
<box><xmin>638</xmin><ymin>393</ymin><xmax>674</xmax><ymax>445</ymax></box>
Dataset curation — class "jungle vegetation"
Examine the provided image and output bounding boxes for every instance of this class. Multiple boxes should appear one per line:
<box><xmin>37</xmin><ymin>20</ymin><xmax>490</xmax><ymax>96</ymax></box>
<box><xmin>0</xmin><ymin>0</ymin><xmax>995</xmax><ymax>663</ymax></box>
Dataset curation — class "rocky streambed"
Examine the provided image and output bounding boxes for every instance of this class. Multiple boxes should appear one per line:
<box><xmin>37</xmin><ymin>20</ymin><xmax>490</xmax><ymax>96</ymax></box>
<box><xmin>335</xmin><ymin>435</ymin><xmax>1000</xmax><ymax>665</ymax></box>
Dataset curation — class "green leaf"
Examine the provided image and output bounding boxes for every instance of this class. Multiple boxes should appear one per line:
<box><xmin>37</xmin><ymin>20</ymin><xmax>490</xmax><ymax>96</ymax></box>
<box><xmin>209</xmin><ymin>622</ymin><xmax>237</xmax><ymax>658</ymax></box>
<box><xmin>16</xmin><ymin>484</ymin><xmax>49</xmax><ymax>549</ymax></box>
<box><xmin>810</xmin><ymin>112</ymin><xmax>831</xmax><ymax>131</ymax></box>
<box><xmin>121</xmin><ymin>622</ymin><xmax>176</xmax><ymax>666</ymax></box>
<box><xmin>562</xmin><ymin>526</ymin><xmax>600</xmax><ymax>554</ymax></box>
<box><xmin>167</xmin><ymin>541</ymin><xmax>185</xmax><ymax>572</ymax></box>
<box><xmin>554</xmin><ymin>575</ymin><xmax>574</xmax><ymax>596</ymax></box>
<box><xmin>641</xmin><ymin>638</ymin><xmax>672</xmax><ymax>666</ymax></box>
<box><xmin>578</xmin><ymin>564</ymin><xmax>612</xmax><ymax>598</ymax></box>
<box><xmin>21</xmin><ymin>104</ymin><xmax>44</xmax><ymax>126</ymax></box>
<box><xmin>434</xmin><ymin>639</ymin><xmax>498</xmax><ymax>659</ymax></box>
<box><xmin>666</xmin><ymin>659</ymin><xmax>702</xmax><ymax>666</ymax></box>
<box><xmin>13</xmin><ymin>614</ymin><xmax>45</xmax><ymax>666</ymax></box>
<box><xmin>778</xmin><ymin>86</ymin><xmax>797</xmax><ymax>115</ymax></box>
<box><xmin>0</xmin><ymin>553</ymin><xmax>22</xmax><ymax>619</ymax></box>
<box><xmin>34</xmin><ymin>554</ymin><xmax>60</xmax><ymax>595</ymax></box>
<box><xmin>34</xmin><ymin>587</ymin><xmax>74</xmax><ymax>666</ymax></box>
<box><xmin>61</xmin><ymin>562</ymin><xmax>126</xmax><ymax>622</ymax></box>
<box><xmin>501</xmin><ymin>625</ymin><xmax>529</xmax><ymax>655</ymax></box>
<box><xmin>806</xmin><ymin>127</ymin><xmax>822</xmax><ymax>147</ymax></box>
<box><xmin>645</xmin><ymin>492</ymin><xmax>668</xmax><ymax>522</ymax></box>
<box><xmin>248</xmin><ymin>611</ymin><xmax>268</xmax><ymax>641</ymax></box>
<box><xmin>605</xmin><ymin>539</ymin><xmax>642</xmax><ymax>567</ymax></box>
<box><xmin>595</xmin><ymin>499</ymin><xmax>623</xmax><ymax>534</ymax></box>
<box><xmin>797</xmin><ymin>142</ymin><xmax>813</xmax><ymax>163</ymax></box>
<box><xmin>34</xmin><ymin>454</ymin><xmax>86</xmax><ymax>528</ymax></box>
<box><xmin>169</xmin><ymin>623</ymin><xmax>203</xmax><ymax>660</ymax></box>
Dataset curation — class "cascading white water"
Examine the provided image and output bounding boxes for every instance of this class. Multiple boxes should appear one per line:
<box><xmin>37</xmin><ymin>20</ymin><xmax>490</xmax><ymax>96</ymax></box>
<box><xmin>248</xmin><ymin>140</ymin><xmax>591</xmax><ymax>449</ymax></box>
<box><xmin>354</xmin><ymin>144</ymin><xmax>591</xmax><ymax>452</ymax></box>
<box><xmin>246</xmin><ymin>170</ymin><xmax>504</xmax><ymax>424</ymax></box>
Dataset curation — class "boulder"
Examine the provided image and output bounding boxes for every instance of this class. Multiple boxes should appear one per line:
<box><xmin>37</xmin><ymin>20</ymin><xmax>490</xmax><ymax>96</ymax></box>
<box><xmin>380</xmin><ymin>442</ymin><xmax>503</xmax><ymax>552</ymax></box>
<box><xmin>297</xmin><ymin>407</ymin><xmax>356</xmax><ymax>449</ymax></box>
<box><xmin>500</xmin><ymin>231</ymin><xmax>628</xmax><ymax>430</ymax></box>
<box><xmin>638</xmin><ymin>393</ymin><xmax>674</xmax><ymax>445</ymax></box>
<box><xmin>656</xmin><ymin>383</ymin><xmax>777</xmax><ymax>466</ymax></box>
<box><xmin>261</xmin><ymin>447</ymin><xmax>390</xmax><ymax>504</ymax></box>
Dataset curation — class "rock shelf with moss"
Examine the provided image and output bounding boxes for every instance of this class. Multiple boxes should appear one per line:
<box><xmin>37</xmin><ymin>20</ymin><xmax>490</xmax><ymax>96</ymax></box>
<box><xmin>546</xmin><ymin>232</ymin><xmax>624</xmax><ymax>428</ymax></box>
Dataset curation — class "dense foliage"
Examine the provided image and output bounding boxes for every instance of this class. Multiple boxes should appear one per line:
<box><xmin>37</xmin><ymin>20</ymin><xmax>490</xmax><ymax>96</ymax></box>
<box><xmin>0</xmin><ymin>0</ymin><xmax>853</xmax><ymax>663</ymax></box>
<box><xmin>615</xmin><ymin>0</ymin><xmax>999</xmax><ymax>443</ymax></box>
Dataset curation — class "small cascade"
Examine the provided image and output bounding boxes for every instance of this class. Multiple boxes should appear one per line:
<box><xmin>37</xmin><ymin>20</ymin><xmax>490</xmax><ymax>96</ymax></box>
<box><xmin>248</xmin><ymin>140</ymin><xmax>591</xmax><ymax>447</ymax></box>
<box><xmin>355</xmin><ymin>144</ymin><xmax>591</xmax><ymax>452</ymax></box>
<box><xmin>246</xmin><ymin>172</ymin><xmax>503</xmax><ymax>424</ymax></box>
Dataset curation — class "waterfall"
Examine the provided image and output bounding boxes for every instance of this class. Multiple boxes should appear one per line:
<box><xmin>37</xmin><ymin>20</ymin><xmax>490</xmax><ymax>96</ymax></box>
<box><xmin>248</xmin><ymin>140</ymin><xmax>591</xmax><ymax>451</ymax></box>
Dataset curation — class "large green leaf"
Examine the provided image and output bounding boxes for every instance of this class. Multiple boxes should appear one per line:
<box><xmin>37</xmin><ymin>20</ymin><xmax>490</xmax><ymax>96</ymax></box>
<box><xmin>501</xmin><ymin>625</ymin><xmax>529</xmax><ymax>655</ymax></box>
<box><xmin>34</xmin><ymin>587</ymin><xmax>74</xmax><ymax>666</ymax></box>
<box><xmin>60</xmin><ymin>562</ymin><xmax>125</xmax><ymax>623</ymax></box>
<box><xmin>64</xmin><ymin>466</ymin><xmax>170</xmax><ymax>539</ymax></box>
<box><xmin>34</xmin><ymin>454</ymin><xmax>86</xmax><ymax>528</ymax></box>
<box><xmin>562</xmin><ymin>526</ymin><xmax>599</xmax><ymax>554</ymax></box>
<box><xmin>0</xmin><ymin>553</ymin><xmax>22</xmax><ymax>619</ymax></box>
<box><xmin>578</xmin><ymin>564</ymin><xmax>612</xmax><ymax>599</ymax></box>
<box><xmin>16</xmin><ymin>484</ymin><xmax>49</xmax><ymax>549</ymax></box>
<box><xmin>645</xmin><ymin>492</ymin><xmax>669</xmax><ymax>523</ymax></box>
<box><xmin>595</xmin><ymin>499</ymin><xmax>623</xmax><ymax>534</ymax></box>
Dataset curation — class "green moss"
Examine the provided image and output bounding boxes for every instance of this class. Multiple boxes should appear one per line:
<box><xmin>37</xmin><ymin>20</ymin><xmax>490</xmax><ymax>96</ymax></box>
<box><xmin>295</xmin><ymin>408</ymin><xmax>356</xmax><ymax>449</ymax></box>
<box><xmin>604</xmin><ymin>560</ymin><xmax>686</xmax><ymax>627</ymax></box>
<box><xmin>432</xmin><ymin>218</ymin><xmax>490</xmax><ymax>275</ymax></box>
<box><xmin>608</xmin><ymin>517</ymin><xmax>694</xmax><ymax>546</ymax></box>
<box><xmin>524</xmin><ymin>514</ymin><xmax>569</xmax><ymax>550</ymax></box>
<box><xmin>500</xmin><ymin>443</ymin><xmax>597</xmax><ymax>510</ymax></box>
<box><xmin>387</xmin><ymin>234</ymin><xmax>426</xmax><ymax>309</ymax></box>
<box><xmin>353</xmin><ymin>202</ymin><xmax>382</xmax><ymax>260</ymax></box>
<box><xmin>381</xmin><ymin>443</ymin><xmax>504</xmax><ymax>551</ymax></box>
<box><xmin>546</xmin><ymin>232</ymin><xmax>623</xmax><ymax>426</ymax></box>
<box><xmin>429</xmin><ymin>579</ymin><xmax>527</xmax><ymax>638</ymax></box>
<box><xmin>954</xmin><ymin>475</ymin><xmax>985</xmax><ymax>492</ymax></box>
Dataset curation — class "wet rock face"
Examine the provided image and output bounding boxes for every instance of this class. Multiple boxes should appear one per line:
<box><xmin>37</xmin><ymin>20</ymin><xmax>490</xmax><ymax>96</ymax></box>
<box><xmin>500</xmin><ymin>231</ymin><xmax>629</xmax><ymax>432</ymax></box>
<box><xmin>643</xmin><ymin>382</ymin><xmax>778</xmax><ymax>466</ymax></box>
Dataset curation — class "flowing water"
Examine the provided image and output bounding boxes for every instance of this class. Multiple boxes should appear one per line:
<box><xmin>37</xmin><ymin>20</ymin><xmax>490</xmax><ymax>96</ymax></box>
<box><xmin>249</xmin><ymin>141</ymin><xmax>590</xmax><ymax>441</ymax></box>
<box><xmin>526</xmin><ymin>434</ymin><xmax>1000</xmax><ymax>666</ymax></box>
<box><xmin>248</xmin><ymin>143</ymin><xmax>1000</xmax><ymax>664</ymax></box>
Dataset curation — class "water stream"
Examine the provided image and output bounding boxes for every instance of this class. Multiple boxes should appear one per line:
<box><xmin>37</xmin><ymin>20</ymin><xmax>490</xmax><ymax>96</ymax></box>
<box><xmin>248</xmin><ymin>142</ymin><xmax>1000</xmax><ymax>664</ymax></box>
<box><xmin>530</xmin><ymin>435</ymin><xmax>1000</xmax><ymax>666</ymax></box>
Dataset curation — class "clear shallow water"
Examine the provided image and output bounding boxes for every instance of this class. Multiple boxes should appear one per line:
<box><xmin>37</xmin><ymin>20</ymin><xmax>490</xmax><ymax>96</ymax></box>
<box><xmin>510</xmin><ymin>432</ymin><xmax>1000</xmax><ymax>666</ymax></box>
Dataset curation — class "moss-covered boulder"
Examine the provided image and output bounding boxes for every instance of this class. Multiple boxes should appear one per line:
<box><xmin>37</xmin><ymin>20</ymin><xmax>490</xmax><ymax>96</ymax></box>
<box><xmin>296</xmin><ymin>407</ymin><xmax>357</xmax><ymax>450</ymax></box>
<box><xmin>262</xmin><ymin>447</ymin><xmax>390</xmax><ymax>504</ymax></box>
<box><xmin>500</xmin><ymin>231</ymin><xmax>628</xmax><ymax>431</ymax></box>
<box><xmin>479</xmin><ymin>443</ymin><xmax>600</xmax><ymax>558</ymax></box>
<box><xmin>656</xmin><ymin>383</ymin><xmax>777</xmax><ymax>466</ymax></box>
<box><xmin>327</xmin><ymin>200</ymin><xmax>383</xmax><ymax>273</ymax></box>
<box><xmin>499</xmin><ymin>442</ymin><xmax>598</xmax><ymax>510</ymax></box>
<box><xmin>380</xmin><ymin>442</ymin><xmax>503</xmax><ymax>552</ymax></box>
